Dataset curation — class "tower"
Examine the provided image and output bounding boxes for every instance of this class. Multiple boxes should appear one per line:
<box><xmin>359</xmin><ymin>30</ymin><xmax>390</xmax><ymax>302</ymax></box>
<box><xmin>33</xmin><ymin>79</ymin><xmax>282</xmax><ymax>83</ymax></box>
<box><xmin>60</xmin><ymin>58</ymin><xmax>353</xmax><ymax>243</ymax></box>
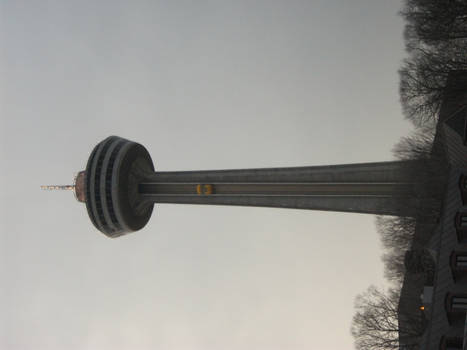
<box><xmin>42</xmin><ymin>136</ymin><xmax>418</xmax><ymax>238</ymax></box>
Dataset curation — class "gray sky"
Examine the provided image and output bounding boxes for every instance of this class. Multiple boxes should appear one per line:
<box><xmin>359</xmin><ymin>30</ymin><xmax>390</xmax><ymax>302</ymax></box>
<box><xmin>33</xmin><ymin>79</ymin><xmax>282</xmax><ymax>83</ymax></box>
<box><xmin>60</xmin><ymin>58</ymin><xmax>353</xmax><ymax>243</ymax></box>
<box><xmin>1</xmin><ymin>1</ymin><xmax>411</xmax><ymax>349</ymax></box>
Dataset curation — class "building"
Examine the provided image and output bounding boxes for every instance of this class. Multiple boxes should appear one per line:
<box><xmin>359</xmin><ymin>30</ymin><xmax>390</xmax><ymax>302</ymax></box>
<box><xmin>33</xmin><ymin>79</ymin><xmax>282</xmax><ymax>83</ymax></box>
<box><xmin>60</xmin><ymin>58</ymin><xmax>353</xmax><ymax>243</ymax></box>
<box><xmin>399</xmin><ymin>72</ymin><xmax>467</xmax><ymax>349</ymax></box>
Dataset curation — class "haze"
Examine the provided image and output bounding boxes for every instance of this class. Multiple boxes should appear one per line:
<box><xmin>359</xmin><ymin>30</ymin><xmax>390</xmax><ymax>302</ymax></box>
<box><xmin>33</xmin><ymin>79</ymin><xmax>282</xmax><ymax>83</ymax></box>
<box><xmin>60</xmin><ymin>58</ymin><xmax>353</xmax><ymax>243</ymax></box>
<box><xmin>1</xmin><ymin>1</ymin><xmax>411</xmax><ymax>349</ymax></box>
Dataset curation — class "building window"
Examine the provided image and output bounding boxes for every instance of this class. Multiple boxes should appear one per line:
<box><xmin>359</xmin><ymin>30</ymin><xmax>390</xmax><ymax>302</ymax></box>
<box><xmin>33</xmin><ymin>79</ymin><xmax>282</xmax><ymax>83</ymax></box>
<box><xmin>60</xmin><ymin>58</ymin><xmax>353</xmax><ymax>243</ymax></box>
<box><xmin>450</xmin><ymin>251</ymin><xmax>467</xmax><ymax>282</ymax></box>
<box><xmin>454</xmin><ymin>212</ymin><xmax>467</xmax><ymax>242</ymax></box>
<box><xmin>456</xmin><ymin>255</ymin><xmax>467</xmax><ymax>267</ymax></box>
<box><xmin>451</xmin><ymin>296</ymin><xmax>467</xmax><ymax>309</ymax></box>
<box><xmin>439</xmin><ymin>335</ymin><xmax>463</xmax><ymax>350</ymax></box>
<box><xmin>460</xmin><ymin>175</ymin><xmax>467</xmax><ymax>190</ymax></box>
<box><xmin>464</xmin><ymin>112</ymin><xmax>467</xmax><ymax>145</ymax></box>
<box><xmin>459</xmin><ymin>175</ymin><xmax>467</xmax><ymax>205</ymax></box>
<box><xmin>445</xmin><ymin>293</ymin><xmax>467</xmax><ymax>324</ymax></box>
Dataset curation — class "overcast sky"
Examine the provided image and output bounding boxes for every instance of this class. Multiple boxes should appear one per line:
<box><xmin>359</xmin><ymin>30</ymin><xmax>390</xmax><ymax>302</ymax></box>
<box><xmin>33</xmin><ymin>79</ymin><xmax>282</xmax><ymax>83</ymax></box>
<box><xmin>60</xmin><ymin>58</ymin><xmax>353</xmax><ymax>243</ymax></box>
<box><xmin>1</xmin><ymin>1</ymin><xmax>411</xmax><ymax>349</ymax></box>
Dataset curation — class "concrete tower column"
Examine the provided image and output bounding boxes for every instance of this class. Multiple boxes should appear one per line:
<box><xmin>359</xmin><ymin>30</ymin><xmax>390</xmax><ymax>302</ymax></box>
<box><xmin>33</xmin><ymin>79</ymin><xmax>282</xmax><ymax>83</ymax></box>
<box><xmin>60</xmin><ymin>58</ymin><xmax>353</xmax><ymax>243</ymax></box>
<box><xmin>139</xmin><ymin>162</ymin><xmax>418</xmax><ymax>216</ymax></box>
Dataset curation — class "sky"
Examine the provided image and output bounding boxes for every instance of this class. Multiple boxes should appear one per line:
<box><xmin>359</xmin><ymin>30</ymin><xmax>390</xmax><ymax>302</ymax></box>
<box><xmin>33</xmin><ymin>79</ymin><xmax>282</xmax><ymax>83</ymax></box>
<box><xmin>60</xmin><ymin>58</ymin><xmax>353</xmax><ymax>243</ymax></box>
<box><xmin>1</xmin><ymin>1</ymin><xmax>411</xmax><ymax>349</ymax></box>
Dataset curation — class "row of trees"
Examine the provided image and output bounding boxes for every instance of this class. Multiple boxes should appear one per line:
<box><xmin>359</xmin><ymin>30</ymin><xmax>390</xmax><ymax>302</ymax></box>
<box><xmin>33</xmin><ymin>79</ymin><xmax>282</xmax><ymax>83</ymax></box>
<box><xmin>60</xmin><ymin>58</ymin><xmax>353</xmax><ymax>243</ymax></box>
<box><xmin>351</xmin><ymin>286</ymin><xmax>424</xmax><ymax>350</ymax></box>
<box><xmin>399</xmin><ymin>0</ymin><xmax>467</xmax><ymax>126</ymax></box>
<box><xmin>351</xmin><ymin>0</ymin><xmax>464</xmax><ymax>348</ymax></box>
<box><xmin>380</xmin><ymin>126</ymin><xmax>446</xmax><ymax>284</ymax></box>
<box><xmin>351</xmin><ymin>128</ymin><xmax>444</xmax><ymax>349</ymax></box>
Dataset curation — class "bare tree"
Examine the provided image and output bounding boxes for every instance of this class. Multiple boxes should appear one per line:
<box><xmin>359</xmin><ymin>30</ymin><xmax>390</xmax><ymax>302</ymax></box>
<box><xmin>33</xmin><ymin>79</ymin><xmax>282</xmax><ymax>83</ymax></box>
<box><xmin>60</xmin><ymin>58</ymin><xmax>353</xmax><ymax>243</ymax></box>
<box><xmin>377</xmin><ymin>216</ymin><xmax>417</xmax><ymax>253</ymax></box>
<box><xmin>351</xmin><ymin>286</ymin><xmax>423</xmax><ymax>350</ymax></box>
<box><xmin>375</xmin><ymin>127</ymin><xmax>446</xmax><ymax>283</ymax></box>
<box><xmin>392</xmin><ymin>125</ymin><xmax>436</xmax><ymax>161</ymax></box>
<box><xmin>401</xmin><ymin>0</ymin><xmax>467</xmax><ymax>47</ymax></box>
<box><xmin>399</xmin><ymin>0</ymin><xmax>467</xmax><ymax>126</ymax></box>
<box><xmin>381</xmin><ymin>250</ymin><xmax>408</xmax><ymax>283</ymax></box>
<box><xmin>393</xmin><ymin>126</ymin><xmax>447</xmax><ymax>223</ymax></box>
<box><xmin>376</xmin><ymin>216</ymin><xmax>417</xmax><ymax>283</ymax></box>
<box><xmin>404</xmin><ymin>249</ymin><xmax>436</xmax><ymax>284</ymax></box>
<box><xmin>399</xmin><ymin>57</ymin><xmax>446</xmax><ymax>126</ymax></box>
<box><xmin>399</xmin><ymin>48</ymin><xmax>467</xmax><ymax>126</ymax></box>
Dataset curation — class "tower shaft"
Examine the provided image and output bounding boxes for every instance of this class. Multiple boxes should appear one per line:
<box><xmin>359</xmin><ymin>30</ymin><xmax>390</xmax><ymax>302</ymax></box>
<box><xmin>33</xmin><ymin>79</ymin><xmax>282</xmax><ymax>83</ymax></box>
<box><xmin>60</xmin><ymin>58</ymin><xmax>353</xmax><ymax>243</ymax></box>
<box><xmin>138</xmin><ymin>161</ymin><xmax>418</xmax><ymax>216</ymax></box>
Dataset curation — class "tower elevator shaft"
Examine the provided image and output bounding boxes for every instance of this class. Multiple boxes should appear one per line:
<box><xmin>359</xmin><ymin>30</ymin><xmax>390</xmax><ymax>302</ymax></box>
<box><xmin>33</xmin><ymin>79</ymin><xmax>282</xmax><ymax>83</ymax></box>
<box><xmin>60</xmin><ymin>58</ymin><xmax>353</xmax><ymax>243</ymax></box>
<box><xmin>138</xmin><ymin>161</ymin><xmax>418</xmax><ymax>217</ymax></box>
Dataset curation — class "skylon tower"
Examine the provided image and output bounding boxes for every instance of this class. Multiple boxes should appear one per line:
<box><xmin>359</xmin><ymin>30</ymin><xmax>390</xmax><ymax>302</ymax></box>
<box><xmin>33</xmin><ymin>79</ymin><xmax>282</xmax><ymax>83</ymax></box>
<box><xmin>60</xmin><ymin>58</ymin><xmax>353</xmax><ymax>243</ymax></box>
<box><xmin>42</xmin><ymin>136</ymin><xmax>418</xmax><ymax>238</ymax></box>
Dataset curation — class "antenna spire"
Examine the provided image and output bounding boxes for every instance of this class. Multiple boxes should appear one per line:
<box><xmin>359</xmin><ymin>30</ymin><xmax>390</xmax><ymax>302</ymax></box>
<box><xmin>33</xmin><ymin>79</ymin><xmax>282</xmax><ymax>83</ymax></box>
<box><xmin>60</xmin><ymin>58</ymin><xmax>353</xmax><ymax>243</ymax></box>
<box><xmin>40</xmin><ymin>171</ymin><xmax>86</xmax><ymax>203</ymax></box>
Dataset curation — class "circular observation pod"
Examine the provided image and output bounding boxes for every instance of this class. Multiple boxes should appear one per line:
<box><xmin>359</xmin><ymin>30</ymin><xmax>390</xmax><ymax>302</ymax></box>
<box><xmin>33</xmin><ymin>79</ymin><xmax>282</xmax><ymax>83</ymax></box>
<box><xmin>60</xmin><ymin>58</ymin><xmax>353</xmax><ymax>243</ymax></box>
<box><xmin>84</xmin><ymin>136</ymin><xmax>155</xmax><ymax>237</ymax></box>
